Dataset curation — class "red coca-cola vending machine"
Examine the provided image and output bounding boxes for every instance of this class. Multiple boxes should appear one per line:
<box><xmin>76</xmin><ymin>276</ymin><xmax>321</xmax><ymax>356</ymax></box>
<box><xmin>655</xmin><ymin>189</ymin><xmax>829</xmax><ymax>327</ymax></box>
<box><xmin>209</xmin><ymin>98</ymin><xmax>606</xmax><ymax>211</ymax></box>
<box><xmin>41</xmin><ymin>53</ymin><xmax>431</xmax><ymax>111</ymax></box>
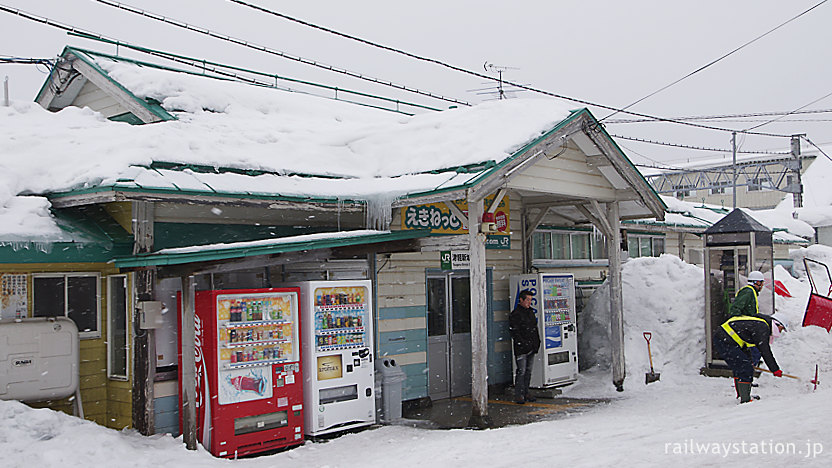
<box><xmin>179</xmin><ymin>287</ymin><xmax>304</xmax><ymax>458</ymax></box>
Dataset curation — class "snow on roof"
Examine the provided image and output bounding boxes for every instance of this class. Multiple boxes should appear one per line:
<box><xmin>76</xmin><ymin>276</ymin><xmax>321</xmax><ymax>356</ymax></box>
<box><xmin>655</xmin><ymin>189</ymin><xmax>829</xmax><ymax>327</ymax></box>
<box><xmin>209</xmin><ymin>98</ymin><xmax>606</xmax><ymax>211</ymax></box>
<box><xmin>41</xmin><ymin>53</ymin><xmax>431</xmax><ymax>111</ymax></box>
<box><xmin>626</xmin><ymin>195</ymin><xmax>814</xmax><ymax>241</ymax></box>
<box><xmin>0</xmin><ymin>50</ymin><xmax>578</xmax><ymax>240</ymax></box>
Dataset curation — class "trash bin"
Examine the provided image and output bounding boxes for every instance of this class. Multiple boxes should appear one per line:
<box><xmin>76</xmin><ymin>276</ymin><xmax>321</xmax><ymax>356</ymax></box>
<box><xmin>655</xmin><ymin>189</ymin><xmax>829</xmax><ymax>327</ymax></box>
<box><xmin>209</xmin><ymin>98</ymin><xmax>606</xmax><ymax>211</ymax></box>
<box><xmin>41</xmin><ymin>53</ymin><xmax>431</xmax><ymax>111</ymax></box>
<box><xmin>374</xmin><ymin>369</ymin><xmax>383</xmax><ymax>422</ymax></box>
<box><xmin>374</xmin><ymin>358</ymin><xmax>406</xmax><ymax>423</ymax></box>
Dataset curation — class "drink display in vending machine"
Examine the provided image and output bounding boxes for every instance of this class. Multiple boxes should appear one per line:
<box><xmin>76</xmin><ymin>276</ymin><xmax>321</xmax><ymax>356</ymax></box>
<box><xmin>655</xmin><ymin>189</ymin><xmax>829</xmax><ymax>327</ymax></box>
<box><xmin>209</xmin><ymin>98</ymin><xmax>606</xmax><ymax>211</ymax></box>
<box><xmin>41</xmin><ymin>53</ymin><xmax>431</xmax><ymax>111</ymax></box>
<box><xmin>510</xmin><ymin>274</ymin><xmax>578</xmax><ymax>388</ymax></box>
<box><xmin>286</xmin><ymin>280</ymin><xmax>375</xmax><ymax>436</ymax></box>
<box><xmin>180</xmin><ymin>288</ymin><xmax>305</xmax><ymax>458</ymax></box>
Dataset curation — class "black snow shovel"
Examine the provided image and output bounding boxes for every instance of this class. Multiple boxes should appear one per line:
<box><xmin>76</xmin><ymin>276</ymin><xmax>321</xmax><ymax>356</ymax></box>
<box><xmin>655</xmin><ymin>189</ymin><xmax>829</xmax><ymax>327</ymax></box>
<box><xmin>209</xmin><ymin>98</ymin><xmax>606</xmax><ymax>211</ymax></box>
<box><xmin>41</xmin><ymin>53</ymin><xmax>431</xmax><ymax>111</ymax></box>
<box><xmin>644</xmin><ymin>332</ymin><xmax>660</xmax><ymax>384</ymax></box>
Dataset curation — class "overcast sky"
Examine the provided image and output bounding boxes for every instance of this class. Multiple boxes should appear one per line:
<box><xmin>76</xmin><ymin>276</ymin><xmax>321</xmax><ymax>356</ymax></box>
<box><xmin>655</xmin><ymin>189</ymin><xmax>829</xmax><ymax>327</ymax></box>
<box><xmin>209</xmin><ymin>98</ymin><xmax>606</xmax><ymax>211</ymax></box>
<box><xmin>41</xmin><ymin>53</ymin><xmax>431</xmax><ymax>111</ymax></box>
<box><xmin>2</xmin><ymin>0</ymin><xmax>831</xmax><ymax>168</ymax></box>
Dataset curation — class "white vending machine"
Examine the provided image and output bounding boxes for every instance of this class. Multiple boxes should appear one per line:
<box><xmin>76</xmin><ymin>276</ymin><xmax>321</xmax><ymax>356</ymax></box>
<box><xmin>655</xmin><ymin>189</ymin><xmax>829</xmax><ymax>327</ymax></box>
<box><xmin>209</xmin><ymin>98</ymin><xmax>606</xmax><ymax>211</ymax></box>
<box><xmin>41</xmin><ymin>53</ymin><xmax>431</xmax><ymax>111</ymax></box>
<box><xmin>510</xmin><ymin>273</ymin><xmax>578</xmax><ymax>388</ymax></box>
<box><xmin>289</xmin><ymin>280</ymin><xmax>375</xmax><ymax>436</ymax></box>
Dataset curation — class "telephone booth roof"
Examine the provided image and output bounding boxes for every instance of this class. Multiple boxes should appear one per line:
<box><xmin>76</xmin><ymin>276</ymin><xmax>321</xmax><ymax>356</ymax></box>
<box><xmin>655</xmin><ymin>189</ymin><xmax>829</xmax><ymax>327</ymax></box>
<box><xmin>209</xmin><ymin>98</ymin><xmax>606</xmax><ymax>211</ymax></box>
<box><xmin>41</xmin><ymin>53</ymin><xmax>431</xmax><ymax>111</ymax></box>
<box><xmin>704</xmin><ymin>209</ymin><xmax>773</xmax><ymax>247</ymax></box>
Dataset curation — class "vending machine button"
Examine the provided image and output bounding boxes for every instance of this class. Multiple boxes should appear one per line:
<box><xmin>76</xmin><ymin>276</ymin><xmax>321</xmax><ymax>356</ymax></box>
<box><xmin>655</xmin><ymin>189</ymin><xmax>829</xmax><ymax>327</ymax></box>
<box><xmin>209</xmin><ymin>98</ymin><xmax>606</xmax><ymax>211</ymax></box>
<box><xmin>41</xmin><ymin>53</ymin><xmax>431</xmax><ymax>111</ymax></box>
<box><xmin>346</xmin><ymin>364</ymin><xmax>353</xmax><ymax>372</ymax></box>
<box><xmin>354</xmin><ymin>359</ymin><xmax>361</xmax><ymax>367</ymax></box>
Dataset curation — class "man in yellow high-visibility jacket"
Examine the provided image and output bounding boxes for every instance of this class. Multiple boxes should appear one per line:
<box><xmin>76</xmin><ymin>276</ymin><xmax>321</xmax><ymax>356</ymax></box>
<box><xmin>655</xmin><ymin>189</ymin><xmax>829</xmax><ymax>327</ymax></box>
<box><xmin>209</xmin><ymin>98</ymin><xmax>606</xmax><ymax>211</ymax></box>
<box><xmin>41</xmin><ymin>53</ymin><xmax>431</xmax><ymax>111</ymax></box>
<box><xmin>729</xmin><ymin>270</ymin><xmax>766</xmax><ymax>366</ymax></box>
<box><xmin>713</xmin><ymin>313</ymin><xmax>785</xmax><ymax>403</ymax></box>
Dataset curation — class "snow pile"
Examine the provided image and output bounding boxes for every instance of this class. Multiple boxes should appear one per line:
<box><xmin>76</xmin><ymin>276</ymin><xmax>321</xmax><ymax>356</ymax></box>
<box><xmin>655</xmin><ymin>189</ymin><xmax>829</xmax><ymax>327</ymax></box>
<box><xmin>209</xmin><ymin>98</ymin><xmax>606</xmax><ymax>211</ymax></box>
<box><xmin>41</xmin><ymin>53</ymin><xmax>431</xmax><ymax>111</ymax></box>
<box><xmin>0</xmin><ymin>399</ymin><xmax>216</xmax><ymax>467</ymax></box>
<box><xmin>578</xmin><ymin>254</ymin><xmax>706</xmax><ymax>382</ymax></box>
<box><xmin>578</xmin><ymin>249</ymin><xmax>832</xmax><ymax>387</ymax></box>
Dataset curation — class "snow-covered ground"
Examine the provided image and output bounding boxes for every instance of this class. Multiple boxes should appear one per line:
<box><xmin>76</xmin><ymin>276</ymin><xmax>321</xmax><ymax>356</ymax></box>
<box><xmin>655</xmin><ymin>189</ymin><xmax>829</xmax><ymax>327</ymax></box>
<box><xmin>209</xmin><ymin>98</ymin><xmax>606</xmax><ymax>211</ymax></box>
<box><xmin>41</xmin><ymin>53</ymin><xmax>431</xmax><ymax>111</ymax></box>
<box><xmin>3</xmin><ymin>249</ymin><xmax>832</xmax><ymax>467</ymax></box>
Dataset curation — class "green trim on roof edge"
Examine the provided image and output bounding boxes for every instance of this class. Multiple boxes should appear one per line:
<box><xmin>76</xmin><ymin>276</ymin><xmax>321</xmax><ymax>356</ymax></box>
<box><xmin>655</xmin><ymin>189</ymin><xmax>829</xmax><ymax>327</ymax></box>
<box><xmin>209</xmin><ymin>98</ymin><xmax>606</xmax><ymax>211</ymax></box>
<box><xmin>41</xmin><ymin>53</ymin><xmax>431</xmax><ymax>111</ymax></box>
<box><xmin>63</xmin><ymin>47</ymin><xmax>176</xmax><ymax>122</ymax></box>
<box><xmin>47</xmin><ymin>185</ymin><xmax>367</xmax><ymax>206</ymax></box>
<box><xmin>114</xmin><ymin>229</ymin><xmax>431</xmax><ymax>268</ymax></box>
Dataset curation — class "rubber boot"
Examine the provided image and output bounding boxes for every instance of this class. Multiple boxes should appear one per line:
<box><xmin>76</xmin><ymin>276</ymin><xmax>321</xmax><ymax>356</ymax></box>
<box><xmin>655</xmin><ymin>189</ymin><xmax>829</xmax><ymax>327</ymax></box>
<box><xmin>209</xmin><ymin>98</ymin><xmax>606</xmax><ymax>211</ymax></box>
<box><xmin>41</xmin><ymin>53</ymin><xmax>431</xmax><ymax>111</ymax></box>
<box><xmin>733</xmin><ymin>378</ymin><xmax>741</xmax><ymax>399</ymax></box>
<box><xmin>736</xmin><ymin>381</ymin><xmax>753</xmax><ymax>403</ymax></box>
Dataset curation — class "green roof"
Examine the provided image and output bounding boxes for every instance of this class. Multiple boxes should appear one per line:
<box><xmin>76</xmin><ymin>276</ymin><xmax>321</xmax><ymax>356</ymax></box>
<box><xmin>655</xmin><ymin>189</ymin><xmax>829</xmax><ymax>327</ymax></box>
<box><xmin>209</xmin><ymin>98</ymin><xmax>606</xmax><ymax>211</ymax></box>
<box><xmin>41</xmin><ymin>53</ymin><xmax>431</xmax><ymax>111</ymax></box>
<box><xmin>0</xmin><ymin>205</ymin><xmax>132</xmax><ymax>263</ymax></box>
<box><xmin>114</xmin><ymin>229</ymin><xmax>430</xmax><ymax>268</ymax></box>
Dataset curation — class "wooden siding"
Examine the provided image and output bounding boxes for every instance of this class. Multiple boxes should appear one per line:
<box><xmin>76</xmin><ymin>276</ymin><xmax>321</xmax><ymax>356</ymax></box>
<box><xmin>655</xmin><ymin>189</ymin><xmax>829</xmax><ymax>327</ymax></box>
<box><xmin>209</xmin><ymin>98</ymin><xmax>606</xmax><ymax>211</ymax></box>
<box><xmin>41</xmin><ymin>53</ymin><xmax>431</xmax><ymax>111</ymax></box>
<box><xmin>103</xmin><ymin>201</ymin><xmax>134</xmax><ymax>233</ymax></box>
<box><xmin>2</xmin><ymin>263</ymin><xmax>133</xmax><ymax>429</ymax></box>
<box><xmin>377</xmin><ymin>192</ymin><xmax>528</xmax><ymax>399</ymax></box>
<box><xmin>72</xmin><ymin>79</ymin><xmax>129</xmax><ymax>119</ymax></box>
<box><xmin>154</xmin><ymin>380</ymin><xmax>180</xmax><ymax>435</ymax></box>
<box><xmin>508</xmin><ymin>149</ymin><xmax>618</xmax><ymax>200</ymax></box>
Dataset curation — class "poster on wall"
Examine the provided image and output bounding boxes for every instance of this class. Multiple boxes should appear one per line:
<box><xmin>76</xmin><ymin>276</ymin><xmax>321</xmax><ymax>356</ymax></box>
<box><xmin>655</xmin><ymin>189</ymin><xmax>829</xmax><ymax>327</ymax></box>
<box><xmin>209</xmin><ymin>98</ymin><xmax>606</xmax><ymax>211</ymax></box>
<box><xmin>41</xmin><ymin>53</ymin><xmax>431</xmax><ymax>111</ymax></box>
<box><xmin>0</xmin><ymin>273</ymin><xmax>27</xmax><ymax>320</ymax></box>
<box><xmin>401</xmin><ymin>193</ymin><xmax>510</xmax><ymax>249</ymax></box>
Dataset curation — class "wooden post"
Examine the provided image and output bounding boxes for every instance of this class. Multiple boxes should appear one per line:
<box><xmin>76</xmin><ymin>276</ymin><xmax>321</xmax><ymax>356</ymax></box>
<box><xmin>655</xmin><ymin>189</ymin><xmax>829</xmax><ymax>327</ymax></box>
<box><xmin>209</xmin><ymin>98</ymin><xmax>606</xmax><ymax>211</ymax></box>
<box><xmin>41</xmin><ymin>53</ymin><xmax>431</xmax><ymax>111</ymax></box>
<box><xmin>607</xmin><ymin>202</ymin><xmax>626</xmax><ymax>391</ymax></box>
<box><xmin>467</xmin><ymin>192</ymin><xmax>490</xmax><ymax>428</ymax></box>
<box><xmin>180</xmin><ymin>275</ymin><xmax>198</xmax><ymax>450</ymax></box>
<box><xmin>132</xmin><ymin>201</ymin><xmax>155</xmax><ymax>434</ymax></box>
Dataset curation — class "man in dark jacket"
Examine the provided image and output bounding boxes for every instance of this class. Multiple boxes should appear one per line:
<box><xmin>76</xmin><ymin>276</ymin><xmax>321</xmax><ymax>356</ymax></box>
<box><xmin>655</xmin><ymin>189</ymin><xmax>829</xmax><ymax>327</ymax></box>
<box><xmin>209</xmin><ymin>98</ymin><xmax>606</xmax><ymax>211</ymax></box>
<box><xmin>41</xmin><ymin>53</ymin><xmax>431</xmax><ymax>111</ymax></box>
<box><xmin>509</xmin><ymin>289</ymin><xmax>541</xmax><ymax>404</ymax></box>
<box><xmin>713</xmin><ymin>313</ymin><xmax>785</xmax><ymax>403</ymax></box>
<box><xmin>729</xmin><ymin>270</ymin><xmax>766</xmax><ymax>366</ymax></box>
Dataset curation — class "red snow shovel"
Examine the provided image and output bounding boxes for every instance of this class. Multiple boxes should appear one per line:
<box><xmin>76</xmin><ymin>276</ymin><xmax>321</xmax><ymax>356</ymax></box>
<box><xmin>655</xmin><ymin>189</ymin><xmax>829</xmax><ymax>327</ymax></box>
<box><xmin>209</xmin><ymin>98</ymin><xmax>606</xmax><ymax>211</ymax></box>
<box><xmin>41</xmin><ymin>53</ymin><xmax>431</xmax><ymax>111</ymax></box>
<box><xmin>644</xmin><ymin>332</ymin><xmax>660</xmax><ymax>384</ymax></box>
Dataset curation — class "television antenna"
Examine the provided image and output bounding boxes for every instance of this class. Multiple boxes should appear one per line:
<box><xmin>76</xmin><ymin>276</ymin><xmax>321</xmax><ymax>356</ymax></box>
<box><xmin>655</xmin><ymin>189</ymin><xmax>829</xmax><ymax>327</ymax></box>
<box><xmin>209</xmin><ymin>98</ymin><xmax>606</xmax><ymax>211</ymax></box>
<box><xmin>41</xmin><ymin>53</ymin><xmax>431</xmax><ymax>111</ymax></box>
<box><xmin>468</xmin><ymin>62</ymin><xmax>524</xmax><ymax>100</ymax></box>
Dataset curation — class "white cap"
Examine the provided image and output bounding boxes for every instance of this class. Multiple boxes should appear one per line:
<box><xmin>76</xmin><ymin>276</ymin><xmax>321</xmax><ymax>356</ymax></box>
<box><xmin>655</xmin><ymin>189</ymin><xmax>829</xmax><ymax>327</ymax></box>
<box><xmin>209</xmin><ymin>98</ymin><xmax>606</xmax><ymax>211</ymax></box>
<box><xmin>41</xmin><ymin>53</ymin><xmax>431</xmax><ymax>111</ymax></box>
<box><xmin>748</xmin><ymin>271</ymin><xmax>765</xmax><ymax>282</ymax></box>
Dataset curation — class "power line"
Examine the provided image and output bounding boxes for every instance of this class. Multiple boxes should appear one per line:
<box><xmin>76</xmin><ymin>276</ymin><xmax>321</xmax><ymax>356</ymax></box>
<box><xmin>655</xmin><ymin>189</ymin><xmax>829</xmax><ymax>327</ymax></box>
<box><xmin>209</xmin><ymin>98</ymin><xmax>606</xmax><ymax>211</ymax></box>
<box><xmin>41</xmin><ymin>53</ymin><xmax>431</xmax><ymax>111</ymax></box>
<box><xmin>68</xmin><ymin>33</ymin><xmax>442</xmax><ymax>114</ymax></box>
<box><xmin>0</xmin><ymin>5</ymin><xmax>440</xmax><ymax>114</ymax></box>
<box><xmin>215</xmin><ymin>0</ymin><xmax>795</xmax><ymax>138</ymax></box>
<box><xmin>610</xmin><ymin>133</ymin><xmax>791</xmax><ymax>155</ymax></box>
<box><xmin>93</xmin><ymin>0</ymin><xmax>471</xmax><ymax>107</ymax></box>
<box><xmin>606</xmin><ymin>108</ymin><xmax>832</xmax><ymax>124</ymax></box>
<box><xmin>600</xmin><ymin>0</ymin><xmax>830</xmax><ymax>121</ymax></box>
<box><xmin>0</xmin><ymin>56</ymin><xmax>56</xmax><ymax>65</ymax></box>
<box><xmin>0</xmin><ymin>1</ymin><xmax>803</xmax><ymax>140</ymax></box>
<box><xmin>802</xmin><ymin>136</ymin><xmax>832</xmax><ymax>162</ymax></box>
<box><xmin>744</xmin><ymin>89</ymin><xmax>832</xmax><ymax>131</ymax></box>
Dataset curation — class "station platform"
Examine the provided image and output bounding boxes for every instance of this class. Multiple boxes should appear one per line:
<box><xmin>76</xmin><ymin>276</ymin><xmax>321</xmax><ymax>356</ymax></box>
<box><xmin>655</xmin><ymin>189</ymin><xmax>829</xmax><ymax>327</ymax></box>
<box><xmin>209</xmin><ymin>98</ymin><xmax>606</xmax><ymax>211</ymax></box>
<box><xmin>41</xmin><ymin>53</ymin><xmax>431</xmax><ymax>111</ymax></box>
<box><xmin>400</xmin><ymin>390</ymin><xmax>607</xmax><ymax>430</ymax></box>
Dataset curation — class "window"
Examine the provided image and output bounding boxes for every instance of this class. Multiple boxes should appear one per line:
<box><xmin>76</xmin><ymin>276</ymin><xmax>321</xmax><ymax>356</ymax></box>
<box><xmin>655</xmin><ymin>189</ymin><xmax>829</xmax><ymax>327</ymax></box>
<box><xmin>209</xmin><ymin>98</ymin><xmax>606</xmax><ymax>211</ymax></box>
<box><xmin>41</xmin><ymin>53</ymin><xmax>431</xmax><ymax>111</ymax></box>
<box><xmin>748</xmin><ymin>177</ymin><xmax>769</xmax><ymax>192</ymax></box>
<box><xmin>33</xmin><ymin>273</ymin><xmax>100</xmax><ymax>339</ymax></box>
<box><xmin>627</xmin><ymin>234</ymin><xmax>665</xmax><ymax>258</ymax></box>
<box><xmin>532</xmin><ymin>229</ymin><xmax>605</xmax><ymax>261</ymax></box>
<box><xmin>673</xmin><ymin>184</ymin><xmax>695</xmax><ymax>198</ymax></box>
<box><xmin>108</xmin><ymin>275</ymin><xmax>129</xmax><ymax>380</ymax></box>
<box><xmin>711</xmin><ymin>179</ymin><xmax>731</xmax><ymax>194</ymax></box>
<box><xmin>532</xmin><ymin>232</ymin><xmax>553</xmax><ymax>259</ymax></box>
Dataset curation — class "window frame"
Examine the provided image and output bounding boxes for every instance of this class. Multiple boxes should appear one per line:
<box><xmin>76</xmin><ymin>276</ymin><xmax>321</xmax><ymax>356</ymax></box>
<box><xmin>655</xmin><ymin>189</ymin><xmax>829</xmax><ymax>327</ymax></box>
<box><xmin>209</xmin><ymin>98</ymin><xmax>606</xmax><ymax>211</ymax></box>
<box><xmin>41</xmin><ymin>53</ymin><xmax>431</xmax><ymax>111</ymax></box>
<box><xmin>673</xmin><ymin>183</ymin><xmax>695</xmax><ymax>198</ymax></box>
<box><xmin>748</xmin><ymin>176</ymin><xmax>770</xmax><ymax>192</ymax></box>
<box><xmin>711</xmin><ymin>179</ymin><xmax>732</xmax><ymax>195</ymax></box>
<box><xmin>107</xmin><ymin>274</ymin><xmax>130</xmax><ymax>381</ymax></box>
<box><xmin>627</xmin><ymin>233</ymin><xmax>666</xmax><ymax>258</ymax></box>
<box><xmin>532</xmin><ymin>228</ymin><xmax>607</xmax><ymax>264</ymax></box>
<box><xmin>32</xmin><ymin>272</ymin><xmax>101</xmax><ymax>340</ymax></box>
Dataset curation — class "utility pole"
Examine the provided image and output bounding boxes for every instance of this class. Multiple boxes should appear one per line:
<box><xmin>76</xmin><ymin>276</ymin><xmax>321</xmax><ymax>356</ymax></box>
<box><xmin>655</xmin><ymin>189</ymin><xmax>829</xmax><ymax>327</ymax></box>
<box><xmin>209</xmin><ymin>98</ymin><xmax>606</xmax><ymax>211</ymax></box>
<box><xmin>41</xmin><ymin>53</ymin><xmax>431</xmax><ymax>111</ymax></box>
<box><xmin>791</xmin><ymin>135</ymin><xmax>804</xmax><ymax>208</ymax></box>
<box><xmin>731</xmin><ymin>132</ymin><xmax>737</xmax><ymax>209</ymax></box>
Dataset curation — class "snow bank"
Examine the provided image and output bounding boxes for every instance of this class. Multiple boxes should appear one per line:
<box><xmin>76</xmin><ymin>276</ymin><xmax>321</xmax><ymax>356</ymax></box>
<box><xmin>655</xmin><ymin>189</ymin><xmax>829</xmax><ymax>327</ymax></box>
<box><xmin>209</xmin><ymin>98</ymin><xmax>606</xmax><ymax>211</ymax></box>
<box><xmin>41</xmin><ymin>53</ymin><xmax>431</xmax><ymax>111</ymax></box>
<box><xmin>0</xmin><ymin>399</ymin><xmax>216</xmax><ymax>467</ymax></box>
<box><xmin>578</xmin><ymin>254</ymin><xmax>706</xmax><ymax>383</ymax></box>
<box><xmin>578</xmin><ymin>249</ymin><xmax>832</xmax><ymax>387</ymax></box>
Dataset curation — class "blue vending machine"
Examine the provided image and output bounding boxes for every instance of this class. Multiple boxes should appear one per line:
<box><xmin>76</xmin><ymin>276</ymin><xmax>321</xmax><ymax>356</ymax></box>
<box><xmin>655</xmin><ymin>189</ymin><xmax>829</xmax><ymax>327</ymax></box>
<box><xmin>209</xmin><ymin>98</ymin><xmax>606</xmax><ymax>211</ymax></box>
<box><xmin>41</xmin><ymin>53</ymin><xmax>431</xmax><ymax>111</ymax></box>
<box><xmin>510</xmin><ymin>273</ymin><xmax>578</xmax><ymax>388</ymax></box>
